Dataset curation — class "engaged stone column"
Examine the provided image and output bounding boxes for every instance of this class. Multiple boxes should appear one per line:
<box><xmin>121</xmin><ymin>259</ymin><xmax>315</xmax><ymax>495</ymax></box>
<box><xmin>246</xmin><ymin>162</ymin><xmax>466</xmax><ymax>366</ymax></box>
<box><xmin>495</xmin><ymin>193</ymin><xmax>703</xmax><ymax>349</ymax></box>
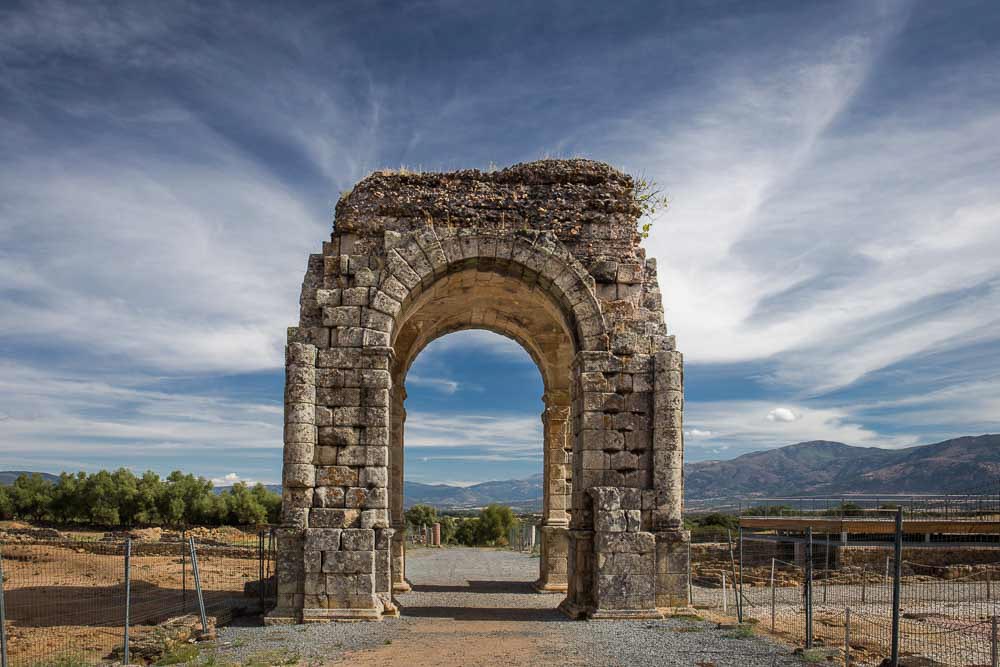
<box><xmin>267</xmin><ymin>341</ymin><xmax>317</xmax><ymax>624</ymax></box>
<box><xmin>537</xmin><ymin>392</ymin><xmax>571</xmax><ymax>592</ymax></box>
<box><xmin>389</xmin><ymin>385</ymin><xmax>411</xmax><ymax>592</ymax></box>
<box><xmin>652</xmin><ymin>350</ymin><xmax>691</xmax><ymax>609</ymax></box>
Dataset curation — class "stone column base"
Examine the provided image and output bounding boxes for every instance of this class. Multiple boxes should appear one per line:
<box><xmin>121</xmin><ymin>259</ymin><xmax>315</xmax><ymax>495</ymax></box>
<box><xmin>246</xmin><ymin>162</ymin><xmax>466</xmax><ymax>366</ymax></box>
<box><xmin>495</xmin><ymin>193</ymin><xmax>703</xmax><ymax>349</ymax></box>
<box><xmin>392</xmin><ymin>580</ymin><xmax>412</xmax><ymax>593</ymax></box>
<box><xmin>264</xmin><ymin>609</ymin><xmax>301</xmax><ymax>626</ymax></box>
<box><xmin>655</xmin><ymin>529</ymin><xmax>691</xmax><ymax>608</ymax></box>
<box><xmin>302</xmin><ymin>608</ymin><xmax>384</xmax><ymax>622</ymax></box>
<box><xmin>535</xmin><ymin>524</ymin><xmax>569</xmax><ymax>593</ymax></box>
<box><xmin>588</xmin><ymin>608</ymin><xmax>664</xmax><ymax>620</ymax></box>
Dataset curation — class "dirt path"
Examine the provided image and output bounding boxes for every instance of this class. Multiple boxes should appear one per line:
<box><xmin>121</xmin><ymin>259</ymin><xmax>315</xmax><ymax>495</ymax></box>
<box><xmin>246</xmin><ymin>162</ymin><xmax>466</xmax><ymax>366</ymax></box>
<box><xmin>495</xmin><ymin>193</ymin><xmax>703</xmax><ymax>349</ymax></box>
<box><xmin>340</xmin><ymin>548</ymin><xmax>574</xmax><ymax>666</ymax></box>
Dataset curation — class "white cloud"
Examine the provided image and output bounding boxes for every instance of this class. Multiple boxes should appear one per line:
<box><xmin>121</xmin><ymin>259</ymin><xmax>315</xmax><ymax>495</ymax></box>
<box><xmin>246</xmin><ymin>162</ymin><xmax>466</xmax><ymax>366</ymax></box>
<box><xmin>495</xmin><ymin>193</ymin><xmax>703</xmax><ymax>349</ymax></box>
<box><xmin>685</xmin><ymin>428</ymin><xmax>714</xmax><ymax>438</ymax></box>
<box><xmin>407</xmin><ymin>375</ymin><xmax>461</xmax><ymax>394</ymax></box>
<box><xmin>766</xmin><ymin>408</ymin><xmax>799</xmax><ymax>423</ymax></box>
<box><xmin>403</xmin><ymin>412</ymin><xmax>542</xmax><ymax>452</ymax></box>
<box><xmin>0</xmin><ymin>361</ymin><xmax>283</xmax><ymax>470</ymax></box>
<box><xmin>684</xmin><ymin>400</ymin><xmax>918</xmax><ymax>460</ymax></box>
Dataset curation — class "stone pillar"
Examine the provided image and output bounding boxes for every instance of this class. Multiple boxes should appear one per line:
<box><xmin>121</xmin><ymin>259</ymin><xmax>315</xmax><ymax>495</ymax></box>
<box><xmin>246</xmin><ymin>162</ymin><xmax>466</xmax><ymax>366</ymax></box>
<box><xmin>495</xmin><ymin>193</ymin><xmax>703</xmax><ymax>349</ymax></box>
<box><xmin>652</xmin><ymin>350</ymin><xmax>691</xmax><ymax>609</ymax></box>
<box><xmin>389</xmin><ymin>385</ymin><xmax>411</xmax><ymax>592</ymax></box>
<box><xmin>536</xmin><ymin>392</ymin><xmax>571</xmax><ymax>592</ymax></box>
<box><xmin>266</xmin><ymin>341</ymin><xmax>317</xmax><ymax>624</ymax></box>
<box><xmin>433</xmin><ymin>522</ymin><xmax>441</xmax><ymax>547</ymax></box>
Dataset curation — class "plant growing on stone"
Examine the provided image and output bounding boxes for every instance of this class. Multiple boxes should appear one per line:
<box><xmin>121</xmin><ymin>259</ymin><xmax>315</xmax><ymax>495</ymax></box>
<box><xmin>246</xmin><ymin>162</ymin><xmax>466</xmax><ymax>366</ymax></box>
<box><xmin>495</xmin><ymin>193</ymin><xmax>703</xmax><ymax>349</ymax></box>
<box><xmin>632</xmin><ymin>176</ymin><xmax>669</xmax><ymax>239</ymax></box>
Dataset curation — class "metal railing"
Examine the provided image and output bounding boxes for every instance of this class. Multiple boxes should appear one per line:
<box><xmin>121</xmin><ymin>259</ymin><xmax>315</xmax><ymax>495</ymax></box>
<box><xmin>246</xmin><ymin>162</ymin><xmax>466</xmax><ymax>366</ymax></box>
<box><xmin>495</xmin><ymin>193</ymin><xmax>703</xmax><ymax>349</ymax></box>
<box><xmin>690</xmin><ymin>510</ymin><xmax>1000</xmax><ymax>666</ymax></box>
<box><xmin>0</xmin><ymin>527</ymin><xmax>275</xmax><ymax>666</ymax></box>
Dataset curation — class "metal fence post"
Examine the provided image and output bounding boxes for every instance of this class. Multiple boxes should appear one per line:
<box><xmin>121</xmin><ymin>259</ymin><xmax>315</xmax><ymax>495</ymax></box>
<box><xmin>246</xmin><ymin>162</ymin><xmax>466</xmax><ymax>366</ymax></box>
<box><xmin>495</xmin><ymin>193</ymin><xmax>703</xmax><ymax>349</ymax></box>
<box><xmin>258</xmin><ymin>530</ymin><xmax>265</xmax><ymax>609</ymax></box>
<box><xmin>824</xmin><ymin>533</ymin><xmax>830</xmax><ymax>603</ymax></box>
<box><xmin>890</xmin><ymin>507</ymin><xmax>902</xmax><ymax>667</ymax></box>
<box><xmin>1</xmin><ymin>547</ymin><xmax>8</xmax><ymax>667</ymax></box>
<box><xmin>181</xmin><ymin>529</ymin><xmax>187</xmax><ymax>613</ymax></box>
<box><xmin>844</xmin><ymin>606</ymin><xmax>851</xmax><ymax>667</ymax></box>
<box><xmin>722</xmin><ymin>572</ymin><xmax>728</xmax><ymax>614</ymax></box>
<box><xmin>687</xmin><ymin>540</ymin><xmax>693</xmax><ymax>607</ymax></box>
<box><xmin>991</xmin><ymin>615</ymin><xmax>997</xmax><ymax>667</ymax></box>
<box><xmin>770</xmin><ymin>557</ymin><xmax>776</xmax><ymax>632</ymax></box>
<box><xmin>727</xmin><ymin>529</ymin><xmax>742</xmax><ymax>622</ymax></box>
<box><xmin>805</xmin><ymin>527</ymin><xmax>814</xmax><ymax>649</ymax></box>
<box><xmin>738</xmin><ymin>526</ymin><xmax>745</xmax><ymax>622</ymax></box>
<box><xmin>123</xmin><ymin>538</ymin><xmax>132</xmax><ymax>666</ymax></box>
<box><xmin>188</xmin><ymin>536</ymin><xmax>208</xmax><ymax>632</ymax></box>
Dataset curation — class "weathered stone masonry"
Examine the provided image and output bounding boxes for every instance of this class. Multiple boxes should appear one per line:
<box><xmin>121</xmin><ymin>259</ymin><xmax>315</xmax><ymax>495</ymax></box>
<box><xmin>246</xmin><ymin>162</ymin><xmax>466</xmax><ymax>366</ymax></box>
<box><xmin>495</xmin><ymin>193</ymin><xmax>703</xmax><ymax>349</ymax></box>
<box><xmin>269</xmin><ymin>159</ymin><xmax>689</xmax><ymax>623</ymax></box>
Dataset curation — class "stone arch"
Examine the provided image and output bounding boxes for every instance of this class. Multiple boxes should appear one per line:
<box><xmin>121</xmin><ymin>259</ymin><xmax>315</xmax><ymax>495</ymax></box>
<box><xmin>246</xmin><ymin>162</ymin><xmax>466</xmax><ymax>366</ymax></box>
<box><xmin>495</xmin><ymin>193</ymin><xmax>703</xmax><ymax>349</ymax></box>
<box><xmin>384</xmin><ymin>242</ymin><xmax>585</xmax><ymax>594</ymax></box>
<box><xmin>270</xmin><ymin>160</ymin><xmax>689</xmax><ymax>625</ymax></box>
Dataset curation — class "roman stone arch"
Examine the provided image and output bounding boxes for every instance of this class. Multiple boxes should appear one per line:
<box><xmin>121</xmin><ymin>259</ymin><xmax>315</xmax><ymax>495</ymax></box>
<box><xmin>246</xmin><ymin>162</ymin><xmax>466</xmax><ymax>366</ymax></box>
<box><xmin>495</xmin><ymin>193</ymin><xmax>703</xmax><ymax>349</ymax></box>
<box><xmin>269</xmin><ymin>160</ymin><xmax>689</xmax><ymax>624</ymax></box>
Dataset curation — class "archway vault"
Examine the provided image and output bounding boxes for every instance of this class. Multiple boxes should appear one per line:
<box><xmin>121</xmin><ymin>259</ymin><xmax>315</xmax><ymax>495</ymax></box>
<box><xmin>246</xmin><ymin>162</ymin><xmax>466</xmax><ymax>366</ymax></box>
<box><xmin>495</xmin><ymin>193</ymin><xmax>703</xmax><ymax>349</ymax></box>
<box><xmin>270</xmin><ymin>160</ymin><xmax>689</xmax><ymax>625</ymax></box>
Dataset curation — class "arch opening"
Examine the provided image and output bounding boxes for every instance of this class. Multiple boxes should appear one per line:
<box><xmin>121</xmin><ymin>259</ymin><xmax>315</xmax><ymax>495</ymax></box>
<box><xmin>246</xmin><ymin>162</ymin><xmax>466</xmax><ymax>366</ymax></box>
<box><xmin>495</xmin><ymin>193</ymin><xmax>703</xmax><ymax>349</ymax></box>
<box><xmin>388</xmin><ymin>265</ymin><xmax>577</xmax><ymax>596</ymax></box>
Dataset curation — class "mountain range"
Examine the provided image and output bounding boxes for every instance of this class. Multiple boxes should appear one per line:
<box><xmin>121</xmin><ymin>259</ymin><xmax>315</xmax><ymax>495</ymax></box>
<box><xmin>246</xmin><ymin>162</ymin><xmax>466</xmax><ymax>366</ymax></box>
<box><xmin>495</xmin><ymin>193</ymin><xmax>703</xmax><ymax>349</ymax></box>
<box><xmin>684</xmin><ymin>433</ymin><xmax>1000</xmax><ymax>500</ymax></box>
<box><xmin>3</xmin><ymin>434</ymin><xmax>997</xmax><ymax>510</ymax></box>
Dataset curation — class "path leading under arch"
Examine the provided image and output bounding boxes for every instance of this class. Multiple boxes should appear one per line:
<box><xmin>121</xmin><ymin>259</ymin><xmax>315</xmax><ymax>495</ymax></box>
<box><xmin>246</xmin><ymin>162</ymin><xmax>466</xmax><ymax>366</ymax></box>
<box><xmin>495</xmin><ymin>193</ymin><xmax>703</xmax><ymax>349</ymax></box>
<box><xmin>218</xmin><ymin>547</ymin><xmax>810</xmax><ymax>666</ymax></box>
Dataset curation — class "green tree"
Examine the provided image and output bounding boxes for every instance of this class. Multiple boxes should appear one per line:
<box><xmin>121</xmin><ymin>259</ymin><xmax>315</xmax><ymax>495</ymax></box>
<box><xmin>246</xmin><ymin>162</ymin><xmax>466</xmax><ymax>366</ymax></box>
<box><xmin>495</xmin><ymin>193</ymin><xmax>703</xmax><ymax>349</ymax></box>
<box><xmin>251</xmin><ymin>483</ymin><xmax>282</xmax><ymax>524</ymax></box>
<box><xmin>405</xmin><ymin>504</ymin><xmax>438</xmax><ymax>530</ymax></box>
<box><xmin>477</xmin><ymin>504</ymin><xmax>516</xmax><ymax>545</ymax></box>
<box><xmin>134</xmin><ymin>471</ymin><xmax>162</xmax><ymax>525</ymax></box>
<box><xmin>49</xmin><ymin>472</ymin><xmax>86</xmax><ymax>524</ymax></box>
<box><xmin>439</xmin><ymin>515</ymin><xmax>458</xmax><ymax>545</ymax></box>
<box><xmin>220</xmin><ymin>482</ymin><xmax>267</xmax><ymax>525</ymax></box>
<box><xmin>82</xmin><ymin>470</ymin><xmax>121</xmax><ymax>525</ymax></box>
<box><xmin>10</xmin><ymin>473</ymin><xmax>54</xmax><ymax>521</ymax></box>
<box><xmin>0</xmin><ymin>485</ymin><xmax>13</xmax><ymax>519</ymax></box>
<box><xmin>455</xmin><ymin>517</ymin><xmax>481</xmax><ymax>546</ymax></box>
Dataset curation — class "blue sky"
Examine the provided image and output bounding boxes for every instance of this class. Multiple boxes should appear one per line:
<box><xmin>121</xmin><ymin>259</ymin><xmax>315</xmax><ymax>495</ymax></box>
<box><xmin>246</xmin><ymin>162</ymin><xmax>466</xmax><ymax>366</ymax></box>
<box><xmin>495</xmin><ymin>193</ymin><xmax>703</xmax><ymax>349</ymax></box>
<box><xmin>1</xmin><ymin>0</ymin><xmax>999</xmax><ymax>486</ymax></box>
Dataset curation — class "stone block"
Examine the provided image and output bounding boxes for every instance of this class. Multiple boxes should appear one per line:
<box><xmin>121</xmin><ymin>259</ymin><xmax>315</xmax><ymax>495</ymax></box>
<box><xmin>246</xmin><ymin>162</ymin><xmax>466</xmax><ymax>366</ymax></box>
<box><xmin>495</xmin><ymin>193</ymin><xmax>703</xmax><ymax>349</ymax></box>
<box><xmin>304</xmin><ymin>528</ymin><xmax>342</xmax><ymax>551</ymax></box>
<box><xmin>596</xmin><ymin>510</ymin><xmax>627</xmax><ymax>533</ymax></box>
<box><xmin>362</xmin><ymin>428</ymin><xmax>389</xmax><ymax>446</ymax></box>
<box><xmin>283</xmin><ymin>463</ymin><xmax>315</xmax><ymax>488</ymax></box>
<box><xmin>285</xmin><ymin>383</ymin><xmax>315</xmax><ymax>404</ymax></box>
<box><xmin>360</xmin><ymin>509</ymin><xmax>389</xmax><ymax>528</ymax></box>
<box><xmin>374</xmin><ymin>527</ymin><xmax>395</xmax><ymax>550</ymax></box>
<box><xmin>341</xmin><ymin>529</ymin><xmax>375</xmax><ymax>551</ymax></box>
<box><xmin>316</xmin><ymin>465</ymin><xmax>358</xmax><ymax>487</ymax></box>
<box><xmin>310</xmin><ymin>508</ymin><xmax>360</xmax><ymax>529</ymax></box>
<box><xmin>284</xmin><ymin>423</ymin><xmax>317</xmax><ymax>444</ymax></box>
<box><xmin>345</xmin><ymin>487</ymin><xmax>368</xmax><ymax>508</ymax></box>
<box><xmin>286</xmin><ymin>365</ymin><xmax>316</xmax><ymax>386</ymax></box>
<box><xmin>286</xmin><ymin>342</ymin><xmax>318</xmax><ymax>366</ymax></box>
<box><xmin>322</xmin><ymin>550</ymin><xmax>373</xmax><ymax>574</ymax></box>
<box><xmin>315</xmin><ymin>406</ymin><xmax>333</xmax><ymax>427</ymax></box>
<box><xmin>365</xmin><ymin>487</ymin><xmax>388</xmax><ymax>509</ymax></box>
<box><xmin>336</xmin><ymin>326</ymin><xmax>364</xmax><ymax>346</ymax></box>
<box><xmin>284</xmin><ymin>441</ymin><xmax>314</xmax><ymax>465</ymax></box>
<box><xmin>286</xmin><ymin>403</ymin><xmax>315</xmax><ymax>424</ymax></box>
<box><xmin>282</xmin><ymin>487</ymin><xmax>313</xmax><ymax>509</ymax></box>
<box><xmin>359</xmin><ymin>466</ymin><xmax>387</xmax><ymax>488</ymax></box>
<box><xmin>595</xmin><ymin>531</ymin><xmax>655</xmax><ymax>554</ymax></box>
<box><xmin>313</xmin><ymin>486</ymin><xmax>345</xmax><ymax>508</ymax></box>
<box><xmin>314</xmin><ymin>445</ymin><xmax>338</xmax><ymax>465</ymax></box>
<box><xmin>281</xmin><ymin>507</ymin><xmax>309</xmax><ymax>529</ymax></box>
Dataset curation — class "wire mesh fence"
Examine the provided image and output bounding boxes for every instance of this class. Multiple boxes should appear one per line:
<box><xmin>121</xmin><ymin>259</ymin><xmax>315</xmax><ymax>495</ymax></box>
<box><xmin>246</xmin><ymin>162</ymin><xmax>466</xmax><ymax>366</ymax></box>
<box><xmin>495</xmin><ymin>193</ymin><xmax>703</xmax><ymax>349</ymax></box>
<box><xmin>0</xmin><ymin>527</ymin><xmax>275</xmax><ymax>666</ymax></box>
<box><xmin>690</xmin><ymin>512</ymin><xmax>1000</xmax><ymax>666</ymax></box>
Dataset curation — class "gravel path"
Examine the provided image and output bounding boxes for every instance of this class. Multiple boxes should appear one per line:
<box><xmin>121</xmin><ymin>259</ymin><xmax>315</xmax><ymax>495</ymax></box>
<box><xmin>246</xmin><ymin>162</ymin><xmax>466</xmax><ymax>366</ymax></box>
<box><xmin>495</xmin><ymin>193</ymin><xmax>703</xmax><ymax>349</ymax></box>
<box><xmin>213</xmin><ymin>547</ymin><xmax>808</xmax><ymax>666</ymax></box>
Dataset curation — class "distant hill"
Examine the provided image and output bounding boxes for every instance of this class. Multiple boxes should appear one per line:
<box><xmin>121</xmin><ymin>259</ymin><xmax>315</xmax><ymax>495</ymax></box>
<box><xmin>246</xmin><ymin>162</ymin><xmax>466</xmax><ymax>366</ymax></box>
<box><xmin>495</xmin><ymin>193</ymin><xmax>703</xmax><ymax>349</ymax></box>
<box><xmin>685</xmin><ymin>434</ymin><xmax>1000</xmax><ymax>500</ymax></box>
<box><xmin>404</xmin><ymin>473</ymin><xmax>543</xmax><ymax>511</ymax></box>
<box><xmin>0</xmin><ymin>471</ymin><xmax>60</xmax><ymax>486</ymax></box>
<box><xmin>4</xmin><ymin>434</ymin><xmax>996</xmax><ymax>510</ymax></box>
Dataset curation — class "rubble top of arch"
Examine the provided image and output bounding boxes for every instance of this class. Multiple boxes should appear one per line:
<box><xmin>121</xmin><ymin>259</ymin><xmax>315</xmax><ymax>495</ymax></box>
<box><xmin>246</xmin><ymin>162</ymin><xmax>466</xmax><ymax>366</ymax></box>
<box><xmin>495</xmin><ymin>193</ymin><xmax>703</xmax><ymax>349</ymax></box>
<box><xmin>333</xmin><ymin>159</ymin><xmax>647</xmax><ymax>264</ymax></box>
